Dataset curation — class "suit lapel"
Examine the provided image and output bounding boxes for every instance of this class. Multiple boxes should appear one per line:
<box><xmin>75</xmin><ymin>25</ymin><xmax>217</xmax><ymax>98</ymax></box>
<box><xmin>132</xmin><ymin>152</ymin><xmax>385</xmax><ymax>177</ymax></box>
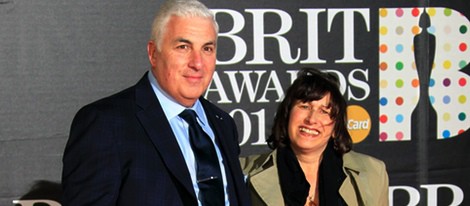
<box><xmin>202</xmin><ymin>100</ymin><xmax>237</xmax><ymax>172</ymax></box>
<box><xmin>134</xmin><ymin>74</ymin><xmax>195</xmax><ymax>199</ymax></box>
<box><xmin>201</xmin><ymin>99</ymin><xmax>243</xmax><ymax>205</ymax></box>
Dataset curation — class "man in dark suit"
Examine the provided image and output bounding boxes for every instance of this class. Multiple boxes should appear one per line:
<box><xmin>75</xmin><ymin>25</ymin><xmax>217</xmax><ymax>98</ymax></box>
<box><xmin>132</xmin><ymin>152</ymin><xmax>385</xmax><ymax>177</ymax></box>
<box><xmin>61</xmin><ymin>0</ymin><xmax>250</xmax><ymax>205</ymax></box>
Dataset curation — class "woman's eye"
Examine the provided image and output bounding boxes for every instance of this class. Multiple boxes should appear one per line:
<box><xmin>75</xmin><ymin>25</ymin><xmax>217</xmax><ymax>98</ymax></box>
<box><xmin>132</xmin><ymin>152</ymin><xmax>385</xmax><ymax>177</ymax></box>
<box><xmin>298</xmin><ymin>104</ymin><xmax>310</xmax><ymax>110</ymax></box>
<box><xmin>320</xmin><ymin>109</ymin><xmax>331</xmax><ymax>115</ymax></box>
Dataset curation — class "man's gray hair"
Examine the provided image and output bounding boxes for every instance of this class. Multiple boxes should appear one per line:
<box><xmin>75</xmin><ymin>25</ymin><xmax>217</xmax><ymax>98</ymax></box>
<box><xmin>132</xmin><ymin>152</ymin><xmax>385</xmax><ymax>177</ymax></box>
<box><xmin>150</xmin><ymin>0</ymin><xmax>219</xmax><ymax>51</ymax></box>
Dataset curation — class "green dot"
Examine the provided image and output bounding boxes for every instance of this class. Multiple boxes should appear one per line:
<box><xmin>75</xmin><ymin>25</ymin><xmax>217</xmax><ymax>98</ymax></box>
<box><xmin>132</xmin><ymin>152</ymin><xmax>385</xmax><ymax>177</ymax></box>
<box><xmin>460</xmin><ymin>25</ymin><xmax>468</xmax><ymax>34</ymax></box>
<box><xmin>458</xmin><ymin>112</ymin><xmax>466</xmax><ymax>121</ymax></box>
<box><xmin>395</xmin><ymin>61</ymin><xmax>404</xmax><ymax>71</ymax></box>
<box><xmin>444</xmin><ymin>8</ymin><xmax>452</xmax><ymax>16</ymax></box>
<box><xmin>396</xmin><ymin>79</ymin><xmax>404</xmax><ymax>88</ymax></box>
<box><xmin>459</xmin><ymin>60</ymin><xmax>467</xmax><ymax>69</ymax></box>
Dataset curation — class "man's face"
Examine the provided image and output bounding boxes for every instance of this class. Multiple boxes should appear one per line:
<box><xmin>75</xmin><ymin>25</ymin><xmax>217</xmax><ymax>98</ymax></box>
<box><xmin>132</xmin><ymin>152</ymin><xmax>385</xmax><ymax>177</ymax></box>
<box><xmin>148</xmin><ymin>15</ymin><xmax>217</xmax><ymax>107</ymax></box>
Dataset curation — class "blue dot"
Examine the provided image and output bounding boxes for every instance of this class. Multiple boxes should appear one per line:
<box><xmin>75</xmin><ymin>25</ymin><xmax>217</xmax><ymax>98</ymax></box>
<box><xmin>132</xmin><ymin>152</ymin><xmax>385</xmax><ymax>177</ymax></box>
<box><xmin>429</xmin><ymin>78</ymin><xmax>435</xmax><ymax>87</ymax></box>
<box><xmin>443</xmin><ymin>95</ymin><xmax>451</xmax><ymax>104</ymax></box>
<box><xmin>429</xmin><ymin>96</ymin><xmax>435</xmax><ymax>104</ymax></box>
<box><xmin>395</xmin><ymin>114</ymin><xmax>404</xmax><ymax>123</ymax></box>
<box><xmin>380</xmin><ymin>97</ymin><xmax>388</xmax><ymax>106</ymax></box>
<box><xmin>442</xmin><ymin>130</ymin><xmax>451</xmax><ymax>138</ymax></box>
<box><xmin>395</xmin><ymin>44</ymin><xmax>404</xmax><ymax>53</ymax></box>
<box><xmin>427</xmin><ymin>26</ymin><xmax>436</xmax><ymax>34</ymax></box>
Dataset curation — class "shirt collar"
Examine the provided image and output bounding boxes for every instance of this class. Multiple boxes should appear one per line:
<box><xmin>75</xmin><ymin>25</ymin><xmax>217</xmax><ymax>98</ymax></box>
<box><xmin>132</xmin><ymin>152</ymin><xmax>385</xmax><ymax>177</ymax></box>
<box><xmin>147</xmin><ymin>71</ymin><xmax>208</xmax><ymax>126</ymax></box>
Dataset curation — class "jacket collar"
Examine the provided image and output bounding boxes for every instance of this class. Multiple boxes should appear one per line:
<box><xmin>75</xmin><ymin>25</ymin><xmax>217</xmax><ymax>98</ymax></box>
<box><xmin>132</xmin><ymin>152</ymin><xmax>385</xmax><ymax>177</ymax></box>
<box><xmin>248</xmin><ymin>149</ymin><xmax>372</xmax><ymax>206</ymax></box>
<box><xmin>339</xmin><ymin>151</ymin><xmax>369</xmax><ymax>206</ymax></box>
<box><xmin>248</xmin><ymin>150</ymin><xmax>285</xmax><ymax>205</ymax></box>
<box><xmin>134</xmin><ymin>73</ymin><xmax>196</xmax><ymax>201</ymax></box>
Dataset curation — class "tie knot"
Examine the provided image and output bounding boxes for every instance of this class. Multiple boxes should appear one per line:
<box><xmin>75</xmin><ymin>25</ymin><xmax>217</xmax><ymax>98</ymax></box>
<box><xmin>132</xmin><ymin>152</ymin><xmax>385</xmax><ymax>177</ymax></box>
<box><xmin>179</xmin><ymin>109</ymin><xmax>198</xmax><ymax>125</ymax></box>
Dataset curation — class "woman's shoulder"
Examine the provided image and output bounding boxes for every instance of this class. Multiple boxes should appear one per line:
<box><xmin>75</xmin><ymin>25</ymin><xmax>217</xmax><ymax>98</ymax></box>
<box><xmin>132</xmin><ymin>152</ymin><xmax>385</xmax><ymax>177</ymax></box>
<box><xmin>239</xmin><ymin>150</ymin><xmax>276</xmax><ymax>174</ymax></box>
<box><xmin>343</xmin><ymin>150</ymin><xmax>387</xmax><ymax>173</ymax></box>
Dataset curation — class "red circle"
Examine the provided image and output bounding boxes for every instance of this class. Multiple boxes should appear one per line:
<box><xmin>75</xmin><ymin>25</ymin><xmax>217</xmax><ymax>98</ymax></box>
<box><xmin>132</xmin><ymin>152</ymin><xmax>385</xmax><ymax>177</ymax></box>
<box><xmin>380</xmin><ymin>132</ymin><xmax>388</xmax><ymax>141</ymax></box>
<box><xmin>459</xmin><ymin>78</ymin><xmax>467</xmax><ymax>86</ymax></box>
<box><xmin>412</xmin><ymin>8</ymin><xmax>420</xmax><ymax>17</ymax></box>
<box><xmin>459</xmin><ymin>43</ymin><xmax>467</xmax><ymax>52</ymax></box>
<box><xmin>380</xmin><ymin>115</ymin><xmax>388</xmax><ymax>123</ymax></box>
<box><xmin>395</xmin><ymin>97</ymin><xmax>404</xmax><ymax>105</ymax></box>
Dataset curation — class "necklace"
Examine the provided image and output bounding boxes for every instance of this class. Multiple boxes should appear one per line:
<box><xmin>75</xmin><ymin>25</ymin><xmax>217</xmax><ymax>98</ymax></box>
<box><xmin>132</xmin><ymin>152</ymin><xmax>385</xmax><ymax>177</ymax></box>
<box><xmin>307</xmin><ymin>195</ymin><xmax>318</xmax><ymax>206</ymax></box>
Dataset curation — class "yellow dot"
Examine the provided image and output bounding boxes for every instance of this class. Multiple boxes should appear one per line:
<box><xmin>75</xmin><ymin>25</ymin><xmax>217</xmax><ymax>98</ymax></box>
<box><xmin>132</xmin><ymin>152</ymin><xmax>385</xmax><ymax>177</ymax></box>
<box><xmin>380</xmin><ymin>80</ymin><xmax>388</xmax><ymax>88</ymax></box>
<box><xmin>427</xmin><ymin>8</ymin><xmax>436</xmax><ymax>16</ymax></box>
<box><xmin>443</xmin><ymin>113</ymin><xmax>451</xmax><ymax>121</ymax></box>
<box><xmin>380</xmin><ymin>8</ymin><xmax>388</xmax><ymax>17</ymax></box>
<box><xmin>380</xmin><ymin>26</ymin><xmax>388</xmax><ymax>35</ymax></box>
<box><xmin>443</xmin><ymin>43</ymin><xmax>452</xmax><ymax>52</ymax></box>
<box><xmin>443</xmin><ymin>60</ymin><xmax>452</xmax><ymax>69</ymax></box>
<box><xmin>459</xmin><ymin>95</ymin><xmax>467</xmax><ymax>104</ymax></box>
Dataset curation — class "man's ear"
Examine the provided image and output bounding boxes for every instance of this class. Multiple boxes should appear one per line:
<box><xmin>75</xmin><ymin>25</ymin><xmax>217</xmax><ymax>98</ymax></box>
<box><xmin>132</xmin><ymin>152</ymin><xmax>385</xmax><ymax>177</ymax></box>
<box><xmin>147</xmin><ymin>41</ymin><xmax>157</xmax><ymax>67</ymax></box>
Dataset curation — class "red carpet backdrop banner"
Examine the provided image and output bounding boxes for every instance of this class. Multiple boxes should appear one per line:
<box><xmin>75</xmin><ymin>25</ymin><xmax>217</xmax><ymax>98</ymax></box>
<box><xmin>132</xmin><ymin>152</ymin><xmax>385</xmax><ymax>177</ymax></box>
<box><xmin>1</xmin><ymin>0</ymin><xmax>469</xmax><ymax>205</ymax></box>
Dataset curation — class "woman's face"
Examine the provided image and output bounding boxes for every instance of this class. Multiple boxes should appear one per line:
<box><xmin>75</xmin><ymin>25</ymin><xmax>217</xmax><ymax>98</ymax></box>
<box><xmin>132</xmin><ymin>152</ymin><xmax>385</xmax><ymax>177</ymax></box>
<box><xmin>288</xmin><ymin>93</ymin><xmax>335</xmax><ymax>154</ymax></box>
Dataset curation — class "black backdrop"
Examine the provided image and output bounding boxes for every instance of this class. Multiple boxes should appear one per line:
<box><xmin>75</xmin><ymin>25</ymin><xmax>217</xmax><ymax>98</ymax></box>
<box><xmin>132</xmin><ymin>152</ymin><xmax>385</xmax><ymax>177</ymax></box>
<box><xmin>1</xmin><ymin>0</ymin><xmax>469</xmax><ymax>205</ymax></box>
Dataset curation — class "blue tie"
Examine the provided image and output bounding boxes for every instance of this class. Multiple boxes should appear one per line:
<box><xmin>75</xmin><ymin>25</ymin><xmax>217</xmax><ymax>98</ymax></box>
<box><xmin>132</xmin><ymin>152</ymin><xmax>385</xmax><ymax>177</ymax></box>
<box><xmin>179</xmin><ymin>109</ymin><xmax>224</xmax><ymax>206</ymax></box>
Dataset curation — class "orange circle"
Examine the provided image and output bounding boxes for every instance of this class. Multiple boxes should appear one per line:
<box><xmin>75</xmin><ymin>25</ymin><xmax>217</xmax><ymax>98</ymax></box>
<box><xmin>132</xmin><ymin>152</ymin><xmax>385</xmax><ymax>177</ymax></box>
<box><xmin>380</xmin><ymin>44</ymin><xmax>388</xmax><ymax>53</ymax></box>
<box><xmin>347</xmin><ymin>105</ymin><xmax>371</xmax><ymax>143</ymax></box>
<box><xmin>412</xmin><ymin>78</ymin><xmax>420</xmax><ymax>88</ymax></box>
<box><xmin>412</xmin><ymin>26</ymin><xmax>421</xmax><ymax>35</ymax></box>
<box><xmin>379</xmin><ymin>62</ymin><xmax>388</xmax><ymax>71</ymax></box>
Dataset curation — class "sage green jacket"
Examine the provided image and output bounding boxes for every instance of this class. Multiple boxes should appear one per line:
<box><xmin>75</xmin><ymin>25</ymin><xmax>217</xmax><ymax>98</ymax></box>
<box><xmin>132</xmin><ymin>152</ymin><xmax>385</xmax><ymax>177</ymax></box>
<box><xmin>240</xmin><ymin>150</ymin><xmax>389</xmax><ymax>206</ymax></box>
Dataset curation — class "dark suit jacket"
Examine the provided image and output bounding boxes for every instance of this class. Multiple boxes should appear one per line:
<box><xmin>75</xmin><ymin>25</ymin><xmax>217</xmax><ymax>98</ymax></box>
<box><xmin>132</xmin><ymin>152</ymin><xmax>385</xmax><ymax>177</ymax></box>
<box><xmin>62</xmin><ymin>72</ymin><xmax>250</xmax><ymax>206</ymax></box>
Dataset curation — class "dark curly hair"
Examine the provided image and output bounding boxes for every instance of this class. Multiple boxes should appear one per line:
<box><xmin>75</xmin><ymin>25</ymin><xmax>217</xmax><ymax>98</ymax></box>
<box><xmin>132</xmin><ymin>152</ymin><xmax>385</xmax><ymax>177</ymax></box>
<box><xmin>266</xmin><ymin>67</ymin><xmax>352</xmax><ymax>155</ymax></box>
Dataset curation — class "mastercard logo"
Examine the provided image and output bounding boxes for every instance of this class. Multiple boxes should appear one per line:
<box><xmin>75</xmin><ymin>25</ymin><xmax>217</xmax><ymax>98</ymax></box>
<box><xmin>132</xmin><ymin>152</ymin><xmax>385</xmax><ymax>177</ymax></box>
<box><xmin>347</xmin><ymin>105</ymin><xmax>371</xmax><ymax>143</ymax></box>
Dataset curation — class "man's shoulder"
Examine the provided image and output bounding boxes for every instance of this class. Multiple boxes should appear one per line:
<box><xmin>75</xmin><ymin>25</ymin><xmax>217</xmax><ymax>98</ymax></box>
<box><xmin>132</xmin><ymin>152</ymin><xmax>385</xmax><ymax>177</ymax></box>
<box><xmin>75</xmin><ymin>74</ymin><xmax>148</xmax><ymax>118</ymax></box>
<box><xmin>83</xmin><ymin>85</ymin><xmax>135</xmax><ymax>109</ymax></box>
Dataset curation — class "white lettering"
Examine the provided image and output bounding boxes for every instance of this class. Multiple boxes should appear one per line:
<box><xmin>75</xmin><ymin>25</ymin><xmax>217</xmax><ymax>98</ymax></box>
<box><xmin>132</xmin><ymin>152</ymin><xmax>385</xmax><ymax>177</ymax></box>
<box><xmin>348</xmin><ymin>119</ymin><xmax>369</xmax><ymax>130</ymax></box>
<box><xmin>389</xmin><ymin>184</ymin><xmax>464</xmax><ymax>206</ymax></box>
<box><xmin>347</xmin><ymin>68</ymin><xmax>370</xmax><ymax>101</ymax></box>
<box><xmin>231</xmin><ymin>109</ymin><xmax>251</xmax><ymax>146</ymax></box>
<box><xmin>245</xmin><ymin>9</ymin><xmax>301</xmax><ymax>64</ymax></box>
<box><xmin>421</xmin><ymin>184</ymin><xmax>464</xmax><ymax>206</ymax></box>
<box><xmin>257</xmin><ymin>70</ymin><xmax>284</xmax><ymax>103</ymax></box>
<box><xmin>389</xmin><ymin>186</ymin><xmax>421</xmax><ymax>206</ymax></box>
<box><xmin>328</xmin><ymin>9</ymin><xmax>370</xmax><ymax>63</ymax></box>
<box><xmin>225</xmin><ymin>70</ymin><xmax>266</xmax><ymax>103</ymax></box>
<box><xmin>250</xmin><ymin>109</ymin><xmax>268</xmax><ymax>145</ymax></box>
<box><xmin>13</xmin><ymin>199</ymin><xmax>61</xmax><ymax>206</ymax></box>
<box><xmin>205</xmin><ymin>72</ymin><xmax>232</xmax><ymax>103</ymax></box>
<box><xmin>212</xmin><ymin>9</ymin><xmax>247</xmax><ymax>65</ymax></box>
<box><xmin>299</xmin><ymin>9</ymin><xmax>327</xmax><ymax>64</ymax></box>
